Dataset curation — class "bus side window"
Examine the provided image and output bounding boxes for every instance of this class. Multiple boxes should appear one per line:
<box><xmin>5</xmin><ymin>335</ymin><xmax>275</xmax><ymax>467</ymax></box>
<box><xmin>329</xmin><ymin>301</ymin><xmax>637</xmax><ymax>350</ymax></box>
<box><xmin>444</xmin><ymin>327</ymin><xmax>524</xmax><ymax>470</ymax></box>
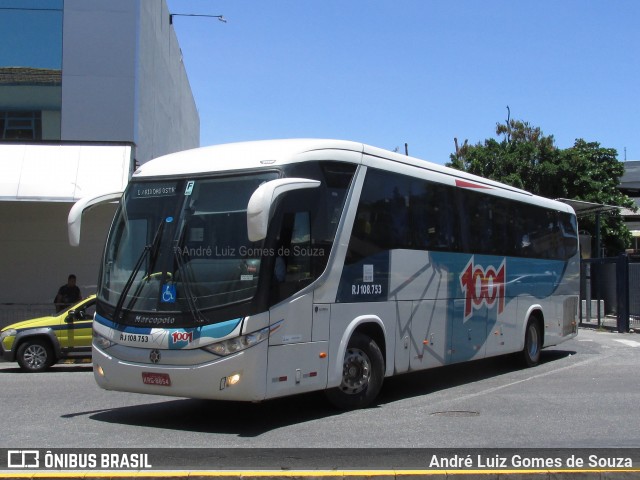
<box><xmin>416</xmin><ymin>182</ymin><xmax>458</xmax><ymax>252</ymax></box>
<box><xmin>345</xmin><ymin>169</ymin><xmax>411</xmax><ymax>262</ymax></box>
<box><xmin>559</xmin><ymin>212</ymin><xmax>578</xmax><ymax>259</ymax></box>
<box><xmin>270</xmin><ymin>210</ymin><xmax>312</xmax><ymax>305</ymax></box>
<box><xmin>457</xmin><ymin>189</ymin><xmax>492</xmax><ymax>254</ymax></box>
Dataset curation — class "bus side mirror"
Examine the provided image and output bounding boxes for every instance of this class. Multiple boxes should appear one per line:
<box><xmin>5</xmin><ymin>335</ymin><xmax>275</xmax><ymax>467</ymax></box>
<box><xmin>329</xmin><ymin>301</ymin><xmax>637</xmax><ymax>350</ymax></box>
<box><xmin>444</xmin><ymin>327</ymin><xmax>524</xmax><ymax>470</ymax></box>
<box><xmin>68</xmin><ymin>191</ymin><xmax>123</xmax><ymax>246</ymax></box>
<box><xmin>246</xmin><ymin>178</ymin><xmax>320</xmax><ymax>242</ymax></box>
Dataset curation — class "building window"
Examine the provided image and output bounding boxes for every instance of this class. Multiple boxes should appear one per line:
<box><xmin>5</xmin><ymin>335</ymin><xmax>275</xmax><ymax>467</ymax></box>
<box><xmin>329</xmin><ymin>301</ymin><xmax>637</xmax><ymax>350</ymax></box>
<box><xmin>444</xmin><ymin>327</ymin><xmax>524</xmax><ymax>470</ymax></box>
<box><xmin>0</xmin><ymin>0</ymin><xmax>63</xmax><ymax>69</ymax></box>
<box><xmin>0</xmin><ymin>1</ymin><xmax>62</xmax><ymax>140</ymax></box>
<box><xmin>0</xmin><ymin>111</ymin><xmax>42</xmax><ymax>140</ymax></box>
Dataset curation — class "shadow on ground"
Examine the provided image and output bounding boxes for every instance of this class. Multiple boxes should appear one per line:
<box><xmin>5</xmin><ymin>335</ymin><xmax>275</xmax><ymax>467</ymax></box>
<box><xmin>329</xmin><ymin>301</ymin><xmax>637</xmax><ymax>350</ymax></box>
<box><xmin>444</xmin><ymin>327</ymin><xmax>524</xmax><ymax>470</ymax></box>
<box><xmin>69</xmin><ymin>348</ymin><xmax>574</xmax><ymax>437</ymax></box>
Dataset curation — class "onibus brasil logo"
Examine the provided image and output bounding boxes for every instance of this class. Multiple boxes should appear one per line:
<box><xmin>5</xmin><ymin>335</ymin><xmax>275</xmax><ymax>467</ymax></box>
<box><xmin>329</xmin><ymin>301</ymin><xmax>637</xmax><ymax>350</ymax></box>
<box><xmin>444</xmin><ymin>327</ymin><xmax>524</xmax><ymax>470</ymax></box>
<box><xmin>460</xmin><ymin>257</ymin><xmax>506</xmax><ymax>319</ymax></box>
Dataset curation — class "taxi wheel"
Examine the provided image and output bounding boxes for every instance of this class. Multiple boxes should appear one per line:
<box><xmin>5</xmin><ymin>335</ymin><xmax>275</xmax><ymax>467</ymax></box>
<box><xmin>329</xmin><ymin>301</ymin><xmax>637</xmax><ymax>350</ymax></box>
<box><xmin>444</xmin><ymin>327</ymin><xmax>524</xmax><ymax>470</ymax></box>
<box><xmin>16</xmin><ymin>339</ymin><xmax>55</xmax><ymax>372</ymax></box>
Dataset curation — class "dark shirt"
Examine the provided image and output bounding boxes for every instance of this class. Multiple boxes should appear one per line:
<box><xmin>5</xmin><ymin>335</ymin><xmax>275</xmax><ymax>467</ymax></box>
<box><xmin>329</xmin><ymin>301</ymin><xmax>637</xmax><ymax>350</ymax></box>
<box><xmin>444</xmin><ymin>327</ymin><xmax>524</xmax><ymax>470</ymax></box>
<box><xmin>55</xmin><ymin>284</ymin><xmax>82</xmax><ymax>312</ymax></box>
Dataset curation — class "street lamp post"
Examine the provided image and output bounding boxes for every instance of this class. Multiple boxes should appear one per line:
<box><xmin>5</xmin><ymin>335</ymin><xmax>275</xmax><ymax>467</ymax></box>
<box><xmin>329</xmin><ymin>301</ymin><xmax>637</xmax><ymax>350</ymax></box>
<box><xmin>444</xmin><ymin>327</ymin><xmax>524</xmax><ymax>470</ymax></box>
<box><xmin>169</xmin><ymin>13</ymin><xmax>227</xmax><ymax>25</ymax></box>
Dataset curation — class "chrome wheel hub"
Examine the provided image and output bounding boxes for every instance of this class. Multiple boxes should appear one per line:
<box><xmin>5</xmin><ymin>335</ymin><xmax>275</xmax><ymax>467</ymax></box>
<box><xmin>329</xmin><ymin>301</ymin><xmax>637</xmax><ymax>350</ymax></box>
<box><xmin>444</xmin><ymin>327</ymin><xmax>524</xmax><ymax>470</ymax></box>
<box><xmin>340</xmin><ymin>348</ymin><xmax>371</xmax><ymax>395</ymax></box>
<box><xmin>24</xmin><ymin>345</ymin><xmax>47</xmax><ymax>369</ymax></box>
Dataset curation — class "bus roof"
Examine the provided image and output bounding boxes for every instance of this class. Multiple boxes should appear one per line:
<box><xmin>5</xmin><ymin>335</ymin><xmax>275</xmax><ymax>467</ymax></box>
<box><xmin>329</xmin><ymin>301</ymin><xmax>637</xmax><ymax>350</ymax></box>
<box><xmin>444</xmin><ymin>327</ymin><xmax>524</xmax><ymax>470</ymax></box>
<box><xmin>134</xmin><ymin>139</ymin><xmax>363</xmax><ymax>177</ymax></box>
<box><xmin>133</xmin><ymin>139</ymin><xmax>574</xmax><ymax>214</ymax></box>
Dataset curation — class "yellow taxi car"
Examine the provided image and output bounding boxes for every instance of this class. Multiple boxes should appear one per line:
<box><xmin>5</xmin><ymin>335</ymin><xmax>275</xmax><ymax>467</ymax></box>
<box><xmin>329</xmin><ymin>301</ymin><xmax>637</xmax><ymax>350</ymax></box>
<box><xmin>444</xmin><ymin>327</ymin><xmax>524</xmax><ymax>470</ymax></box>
<box><xmin>0</xmin><ymin>295</ymin><xmax>95</xmax><ymax>372</ymax></box>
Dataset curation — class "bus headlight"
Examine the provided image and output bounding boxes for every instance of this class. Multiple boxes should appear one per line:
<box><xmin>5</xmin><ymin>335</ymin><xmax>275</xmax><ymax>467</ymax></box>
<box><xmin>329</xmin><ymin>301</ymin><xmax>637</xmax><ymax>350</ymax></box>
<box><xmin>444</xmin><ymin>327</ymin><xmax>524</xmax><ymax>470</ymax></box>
<box><xmin>202</xmin><ymin>325</ymin><xmax>271</xmax><ymax>357</ymax></box>
<box><xmin>93</xmin><ymin>331</ymin><xmax>116</xmax><ymax>350</ymax></box>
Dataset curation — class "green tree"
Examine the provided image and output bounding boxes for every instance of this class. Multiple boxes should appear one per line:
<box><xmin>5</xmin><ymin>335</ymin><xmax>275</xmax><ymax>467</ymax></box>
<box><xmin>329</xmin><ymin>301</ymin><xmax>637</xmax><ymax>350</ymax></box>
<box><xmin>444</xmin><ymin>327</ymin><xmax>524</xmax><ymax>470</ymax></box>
<box><xmin>448</xmin><ymin>119</ymin><xmax>635</xmax><ymax>255</ymax></box>
<box><xmin>450</xmin><ymin>120</ymin><xmax>558</xmax><ymax>194</ymax></box>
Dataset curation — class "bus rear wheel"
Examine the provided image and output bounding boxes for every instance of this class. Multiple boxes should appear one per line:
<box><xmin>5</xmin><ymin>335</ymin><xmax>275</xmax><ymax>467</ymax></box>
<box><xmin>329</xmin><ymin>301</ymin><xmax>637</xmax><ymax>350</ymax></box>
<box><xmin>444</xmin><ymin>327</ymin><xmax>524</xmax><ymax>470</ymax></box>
<box><xmin>520</xmin><ymin>317</ymin><xmax>542</xmax><ymax>367</ymax></box>
<box><xmin>325</xmin><ymin>332</ymin><xmax>384</xmax><ymax>409</ymax></box>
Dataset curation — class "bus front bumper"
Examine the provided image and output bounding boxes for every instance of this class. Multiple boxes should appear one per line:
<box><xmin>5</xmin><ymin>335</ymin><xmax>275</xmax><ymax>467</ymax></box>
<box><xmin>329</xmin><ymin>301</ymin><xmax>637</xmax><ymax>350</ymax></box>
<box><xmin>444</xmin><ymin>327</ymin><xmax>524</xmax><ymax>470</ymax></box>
<box><xmin>92</xmin><ymin>342</ymin><xmax>268</xmax><ymax>401</ymax></box>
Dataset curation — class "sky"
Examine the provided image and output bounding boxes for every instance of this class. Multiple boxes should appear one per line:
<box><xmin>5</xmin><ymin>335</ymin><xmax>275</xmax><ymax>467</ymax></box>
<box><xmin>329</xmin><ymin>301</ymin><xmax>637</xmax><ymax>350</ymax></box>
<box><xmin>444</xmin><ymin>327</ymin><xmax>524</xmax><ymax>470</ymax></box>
<box><xmin>166</xmin><ymin>0</ymin><xmax>639</xmax><ymax>165</ymax></box>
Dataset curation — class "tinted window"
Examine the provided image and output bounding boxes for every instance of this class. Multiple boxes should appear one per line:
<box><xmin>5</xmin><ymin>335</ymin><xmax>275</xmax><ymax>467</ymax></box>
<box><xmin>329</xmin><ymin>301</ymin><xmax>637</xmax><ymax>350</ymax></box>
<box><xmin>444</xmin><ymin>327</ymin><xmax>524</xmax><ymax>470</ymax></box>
<box><xmin>347</xmin><ymin>168</ymin><xmax>577</xmax><ymax>262</ymax></box>
<box><xmin>347</xmin><ymin>169</ymin><xmax>461</xmax><ymax>265</ymax></box>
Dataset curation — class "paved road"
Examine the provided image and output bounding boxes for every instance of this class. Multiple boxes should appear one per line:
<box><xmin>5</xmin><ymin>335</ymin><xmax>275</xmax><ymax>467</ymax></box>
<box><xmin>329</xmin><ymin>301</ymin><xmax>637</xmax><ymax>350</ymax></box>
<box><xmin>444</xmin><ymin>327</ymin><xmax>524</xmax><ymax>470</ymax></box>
<box><xmin>1</xmin><ymin>328</ymin><xmax>640</xmax><ymax>449</ymax></box>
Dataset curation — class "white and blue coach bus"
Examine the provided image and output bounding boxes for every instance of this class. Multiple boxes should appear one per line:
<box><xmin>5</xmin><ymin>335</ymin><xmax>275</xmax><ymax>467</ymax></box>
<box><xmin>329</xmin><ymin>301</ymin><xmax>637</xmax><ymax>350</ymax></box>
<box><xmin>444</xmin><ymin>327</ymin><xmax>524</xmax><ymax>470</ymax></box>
<box><xmin>68</xmin><ymin>139</ymin><xmax>579</xmax><ymax>409</ymax></box>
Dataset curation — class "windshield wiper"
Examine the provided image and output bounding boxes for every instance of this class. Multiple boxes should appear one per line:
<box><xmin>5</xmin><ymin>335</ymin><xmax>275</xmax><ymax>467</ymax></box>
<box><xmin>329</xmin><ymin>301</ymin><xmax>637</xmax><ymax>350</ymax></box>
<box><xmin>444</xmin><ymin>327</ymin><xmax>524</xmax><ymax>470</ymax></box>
<box><xmin>174</xmin><ymin>246</ymin><xmax>208</xmax><ymax>324</ymax></box>
<box><xmin>112</xmin><ymin>220</ymin><xmax>166</xmax><ymax>322</ymax></box>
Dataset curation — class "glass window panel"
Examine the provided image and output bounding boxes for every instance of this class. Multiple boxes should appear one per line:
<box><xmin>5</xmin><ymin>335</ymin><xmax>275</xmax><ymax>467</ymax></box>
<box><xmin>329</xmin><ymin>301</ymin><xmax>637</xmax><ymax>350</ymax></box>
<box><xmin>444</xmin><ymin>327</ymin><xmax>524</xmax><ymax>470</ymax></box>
<box><xmin>0</xmin><ymin>2</ymin><xmax>62</xmax><ymax>139</ymax></box>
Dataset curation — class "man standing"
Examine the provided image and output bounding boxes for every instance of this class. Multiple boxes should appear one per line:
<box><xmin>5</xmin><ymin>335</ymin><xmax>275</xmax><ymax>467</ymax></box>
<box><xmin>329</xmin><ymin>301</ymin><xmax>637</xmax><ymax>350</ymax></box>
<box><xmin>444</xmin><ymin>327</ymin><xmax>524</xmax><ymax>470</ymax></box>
<box><xmin>54</xmin><ymin>274</ymin><xmax>82</xmax><ymax>313</ymax></box>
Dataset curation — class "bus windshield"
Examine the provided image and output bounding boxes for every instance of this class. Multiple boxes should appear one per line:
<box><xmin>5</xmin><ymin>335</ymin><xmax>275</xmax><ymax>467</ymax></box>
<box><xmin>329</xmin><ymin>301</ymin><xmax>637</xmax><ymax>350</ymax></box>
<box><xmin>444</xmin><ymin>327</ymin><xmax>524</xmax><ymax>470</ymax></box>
<box><xmin>99</xmin><ymin>172</ymin><xmax>278</xmax><ymax>325</ymax></box>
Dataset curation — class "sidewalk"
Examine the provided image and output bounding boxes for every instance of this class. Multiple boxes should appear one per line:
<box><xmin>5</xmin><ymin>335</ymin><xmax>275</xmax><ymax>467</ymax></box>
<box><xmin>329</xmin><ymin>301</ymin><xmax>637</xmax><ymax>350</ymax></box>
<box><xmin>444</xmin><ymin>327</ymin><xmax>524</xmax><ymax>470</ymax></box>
<box><xmin>580</xmin><ymin>315</ymin><xmax>640</xmax><ymax>333</ymax></box>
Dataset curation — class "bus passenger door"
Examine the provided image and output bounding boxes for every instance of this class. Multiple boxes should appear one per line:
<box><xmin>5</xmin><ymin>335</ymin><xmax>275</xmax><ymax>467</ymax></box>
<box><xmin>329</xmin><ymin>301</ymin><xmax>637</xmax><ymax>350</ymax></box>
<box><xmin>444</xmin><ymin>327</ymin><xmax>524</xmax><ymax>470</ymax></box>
<box><xmin>266</xmin><ymin>293</ymin><xmax>329</xmax><ymax>399</ymax></box>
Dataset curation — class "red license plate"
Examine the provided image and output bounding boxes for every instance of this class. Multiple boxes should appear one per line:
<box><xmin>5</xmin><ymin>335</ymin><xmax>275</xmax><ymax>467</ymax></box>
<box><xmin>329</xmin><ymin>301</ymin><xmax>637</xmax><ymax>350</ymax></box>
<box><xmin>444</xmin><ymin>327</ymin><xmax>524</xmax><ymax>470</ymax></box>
<box><xmin>142</xmin><ymin>372</ymin><xmax>171</xmax><ymax>386</ymax></box>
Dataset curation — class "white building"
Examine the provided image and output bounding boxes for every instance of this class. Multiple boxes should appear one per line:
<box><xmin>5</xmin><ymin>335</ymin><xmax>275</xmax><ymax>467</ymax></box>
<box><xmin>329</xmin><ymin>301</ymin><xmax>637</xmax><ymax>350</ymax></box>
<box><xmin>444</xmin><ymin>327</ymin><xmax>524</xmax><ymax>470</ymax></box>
<box><xmin>0</xmin><ymin>0</ymin><xmax>200</xmax><ymax>322</ymax></box>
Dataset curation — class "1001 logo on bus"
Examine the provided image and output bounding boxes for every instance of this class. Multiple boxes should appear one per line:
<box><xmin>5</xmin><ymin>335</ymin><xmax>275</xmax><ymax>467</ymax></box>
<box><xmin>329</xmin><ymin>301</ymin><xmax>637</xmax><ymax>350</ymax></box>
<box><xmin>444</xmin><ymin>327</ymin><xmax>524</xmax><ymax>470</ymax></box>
<box><xmin>171</xmin><ymin>331</ymin><xmax>193</xmax><ymax>344</ymax></box>
<box><xmin>460</xmin><ymin>257</ymin><xmax>506</xmax><ymax>319</ymax></box>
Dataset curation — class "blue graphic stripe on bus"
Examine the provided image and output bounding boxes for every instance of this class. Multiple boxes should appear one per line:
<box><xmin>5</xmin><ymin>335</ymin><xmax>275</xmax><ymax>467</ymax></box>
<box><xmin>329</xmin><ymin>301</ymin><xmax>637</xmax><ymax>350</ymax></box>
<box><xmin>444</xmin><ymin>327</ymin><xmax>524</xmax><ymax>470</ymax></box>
<box><xmin>167</xmin><ymin>318</ymin><xmax>242</xmax><ymax>348</ymax></box>
<box><xmin>431</xmin><ymin>253</ymin><xmax>568</xmax><ymax>302</ymax></box>
<box><xmin>338</xmin><ymin>251</ymin><xmax>568</xmax><ymax>305</ymax></box>
<box><xmin>337</xmin><ymin>249</ymin><xmax>572</xmax><ymax>365</ymax></box>
<box><xmin>435</xmin><ymin>252</ymin><xmax>568</xmax><ymax>363</ymax></box>
<box><xmin>95</xmin><ymin>312</ymin><xmax>242</xmax><ymax>347</ymax></box>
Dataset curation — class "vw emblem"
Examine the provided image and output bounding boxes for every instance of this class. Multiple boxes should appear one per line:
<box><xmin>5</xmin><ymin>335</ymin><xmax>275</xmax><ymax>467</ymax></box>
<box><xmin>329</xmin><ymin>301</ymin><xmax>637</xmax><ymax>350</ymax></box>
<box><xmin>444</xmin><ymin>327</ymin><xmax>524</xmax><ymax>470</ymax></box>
<box><xmin>150</xmin><ymin>349</ymin><xmax>161</xmax><ymax>364</ymax></box>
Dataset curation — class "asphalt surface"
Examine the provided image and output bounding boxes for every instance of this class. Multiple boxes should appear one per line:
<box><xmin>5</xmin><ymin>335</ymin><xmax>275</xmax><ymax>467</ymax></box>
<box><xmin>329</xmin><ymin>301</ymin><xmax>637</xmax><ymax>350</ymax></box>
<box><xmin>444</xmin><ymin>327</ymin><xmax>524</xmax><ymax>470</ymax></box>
<box><xmin>2</xmin><ymin>327</ymin><xmax>640</xmax><ymax>478</ymax></box>
<box><xmin>1</xmin><ymin>327</ymin><xmax>640</xmax><ymax>450</ymax></box>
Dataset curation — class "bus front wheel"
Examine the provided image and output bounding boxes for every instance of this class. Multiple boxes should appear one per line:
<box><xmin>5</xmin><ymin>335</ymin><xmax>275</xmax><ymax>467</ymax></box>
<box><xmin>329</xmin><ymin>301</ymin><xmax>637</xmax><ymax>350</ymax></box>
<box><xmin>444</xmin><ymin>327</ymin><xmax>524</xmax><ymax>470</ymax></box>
<box><xmin>325</xmin><ymin>332</ymin><xmax>384</xmax><ymax>409</ymax></box>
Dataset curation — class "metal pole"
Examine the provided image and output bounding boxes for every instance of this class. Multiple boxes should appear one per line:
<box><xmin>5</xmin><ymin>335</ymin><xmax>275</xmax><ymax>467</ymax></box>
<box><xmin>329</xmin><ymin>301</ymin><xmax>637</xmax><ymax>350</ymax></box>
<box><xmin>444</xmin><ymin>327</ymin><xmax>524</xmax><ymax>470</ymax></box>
<box><xmin>595</xmin><ymin>213</ymin><xmax>602</xmax><ymax>326</ymax></box>
<box><xmin>595</xmin><ymin>260</ymin><xmax>602</xmax><ymax>327</ymax></box>
<box><xmin>595</xmin><ymin>212</ymin><xmax>601</xmax><ymax>258</ymax></box>
<box><xmin>616</xmin><ymin>254</ymin><xmax>630</xmax><ymax>332</ymax></box>
<box><xmin>584</xmin><ymin>262</ymin><xmax>591</xmax><ymax>323</ymax></box>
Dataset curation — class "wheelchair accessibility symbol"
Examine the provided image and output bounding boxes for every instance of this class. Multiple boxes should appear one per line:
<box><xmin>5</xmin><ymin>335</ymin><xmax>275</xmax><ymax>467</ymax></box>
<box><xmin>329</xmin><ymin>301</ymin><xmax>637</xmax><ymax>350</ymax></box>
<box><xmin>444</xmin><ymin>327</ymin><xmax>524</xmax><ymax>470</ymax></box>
<box><xmin>161</xmin><ymin>284</ymin><xmax>176</xmax><ymax>303</ymax></box>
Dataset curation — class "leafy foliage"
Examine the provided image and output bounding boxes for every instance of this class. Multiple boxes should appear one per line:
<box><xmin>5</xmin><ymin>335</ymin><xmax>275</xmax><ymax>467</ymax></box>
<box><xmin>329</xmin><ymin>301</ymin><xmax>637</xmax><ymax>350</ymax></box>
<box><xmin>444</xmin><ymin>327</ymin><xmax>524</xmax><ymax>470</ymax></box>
<box><xmin>448</xmin><ymin>119</ymin><xmax>635</xmax><ymax>255</ymax></box>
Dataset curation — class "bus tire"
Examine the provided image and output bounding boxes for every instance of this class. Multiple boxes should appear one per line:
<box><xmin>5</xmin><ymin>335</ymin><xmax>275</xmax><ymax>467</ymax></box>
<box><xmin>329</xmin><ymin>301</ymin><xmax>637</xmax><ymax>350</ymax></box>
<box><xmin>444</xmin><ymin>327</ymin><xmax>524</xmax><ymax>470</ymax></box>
<box><xmin>520</xmin><ymin>317</ymin><xmax>542</xmax><ymax>368</ymax></box>
<box><xmin>16</xmin><ymin>339</ymin><xmax>55</xmax><ymax>372</ymax></box>
<box><xmin>325</xmin><ymin>332</ymin><xmax>384</xmax><ymax>409</ymax></box>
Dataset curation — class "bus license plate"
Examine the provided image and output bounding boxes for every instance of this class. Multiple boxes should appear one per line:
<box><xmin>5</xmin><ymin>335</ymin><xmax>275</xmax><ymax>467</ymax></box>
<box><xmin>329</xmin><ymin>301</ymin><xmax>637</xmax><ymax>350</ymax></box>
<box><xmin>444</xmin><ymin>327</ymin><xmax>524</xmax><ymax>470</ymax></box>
<box><xmin>142</xmin><ymin>372</ymin><xmax>171</xmax><ymax>386</ymax></box>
